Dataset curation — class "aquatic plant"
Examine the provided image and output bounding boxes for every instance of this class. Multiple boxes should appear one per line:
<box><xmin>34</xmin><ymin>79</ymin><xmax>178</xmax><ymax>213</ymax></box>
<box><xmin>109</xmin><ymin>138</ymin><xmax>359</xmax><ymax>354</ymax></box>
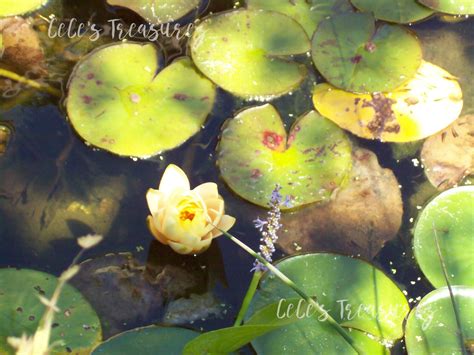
<box><xmin>0</xmin><ymin>0</ymin><xmax>48</xmax><ymax>17</ymax></box>
<box><xmin>418</xmin><ymin>0</ymin><xmax>474</xmax><ymax>15</ymax></box>
<box><xmin>106</xmin><ymin>0</ymin><xmax>201</xmax><ymax>24</ymax></box>
<box><xmin>66</xmin><ymin>43</ymin><xmax>216</xmax><ymax>158</ymax></box>
<box><xmin>217</xmin><ymin>105</ymin><xmax>352</xmax><ymax>208</ymax></box>
<box><xmin>350</xmin><ymin>0</ymin><xmax>434</xmax><ymax>24</ymax></box>
<box><xmin>312</xmin><ymin>61</ymin><xmax>463</xmax><ymax>142</ymax></box>
<box><xmin>190</xmin><ymin>9</ymin><xmax>310</xmax><ymax>99</ymax></box>
<box><xmin>1</xmin><ymin>235</ymin><xmax>103</xmax><ymax>354</ymax></box>
<box><xmin>312</xmin><ymin>12</ymin><xmax>422</xmax><ymax>93</ymax></box>
<box><xmin>146</xmin><ymin>164</ymin><xmax>236</xmax><ymax>254</ymax></box>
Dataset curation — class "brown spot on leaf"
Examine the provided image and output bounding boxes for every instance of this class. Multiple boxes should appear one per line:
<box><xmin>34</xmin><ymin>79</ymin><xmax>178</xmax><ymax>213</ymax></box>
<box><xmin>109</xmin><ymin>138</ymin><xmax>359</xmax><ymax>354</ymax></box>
<box><xmin>251</xmin><ymin>169</ymin><xmax>262</xmax><ymax>179</ymax></box>
<box><xmin>365</xmin><ymin>42</ymin><xmax>377</xmax><ymax>53</ymax></box>
<box><xmin>82</xmin><ymin>95</ymin><xmax>93</xmax><ymax>104</ymax></box>
<box><xmin>363</xmin><ymin>93</ymin><xmax>400</xmax><ymax>138</ymax></box>
<box><xmin>87</xmin><ymin>73</ymin><xmax>95</xmax><ymax>80</ymax></box>
<box><xmin>262</xmin><ymin>131</ymin><xmax>284</xmax><ymax>151</ymax></box>
<box><xmin>351</xmin><ymin>55</ymin><xmax>362</xmax><ymax>64</ymax></box>
<box><xmin>174</xmin><ymin>93</ymin><xmax>189</xmax><ymax>101</ymax></box>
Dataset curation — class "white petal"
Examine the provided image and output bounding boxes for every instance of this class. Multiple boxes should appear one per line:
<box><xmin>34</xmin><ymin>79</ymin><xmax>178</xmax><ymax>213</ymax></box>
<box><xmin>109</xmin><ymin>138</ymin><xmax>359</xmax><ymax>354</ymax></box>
<box><xmin>159</xmin><ymin>165</ymin><xmax>190</xmax><ymax>192</ymax></box>
<box><xmin>146</xmin><ymin>189</ymin><xmax>163</xmax><ymax>214</ymax></box>
<box><xmin>213</xmin><ymin>215</ymin><xmax>236</xmax><ymax>237</ymax></box>
<box><xmin>194</xmin><ymin>182</ymin><xmax>219</xmax><ymax>200</ymax></box>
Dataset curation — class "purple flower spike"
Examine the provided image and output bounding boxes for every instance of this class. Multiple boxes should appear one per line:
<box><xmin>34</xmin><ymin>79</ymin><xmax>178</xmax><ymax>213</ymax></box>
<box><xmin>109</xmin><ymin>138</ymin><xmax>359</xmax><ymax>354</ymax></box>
<box><xmin>253</xmin><ymin>217</ymin><xmax>268</xmax><ymax>231</ymax></box>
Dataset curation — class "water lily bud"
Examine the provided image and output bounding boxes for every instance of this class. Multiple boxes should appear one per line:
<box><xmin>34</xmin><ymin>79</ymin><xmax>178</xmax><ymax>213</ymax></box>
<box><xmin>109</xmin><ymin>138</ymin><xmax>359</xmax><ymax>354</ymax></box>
<box><xmin>146</xmin><ymin>164</ymin><xmax>236</xmax><ymax>254</ymax></box>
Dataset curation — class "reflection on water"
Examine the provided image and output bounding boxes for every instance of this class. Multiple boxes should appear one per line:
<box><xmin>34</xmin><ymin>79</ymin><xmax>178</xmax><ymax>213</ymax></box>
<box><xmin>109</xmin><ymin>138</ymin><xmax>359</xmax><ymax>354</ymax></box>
<box><xmin>0</xmin><ymin>0</ymin><xmax>472</xmax><ymax>347</ymax></box>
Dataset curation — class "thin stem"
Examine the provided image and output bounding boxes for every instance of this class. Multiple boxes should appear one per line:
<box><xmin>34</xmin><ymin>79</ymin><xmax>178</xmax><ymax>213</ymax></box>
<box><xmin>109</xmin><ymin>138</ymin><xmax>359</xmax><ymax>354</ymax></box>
<box><xmin>220</xmin><ymin>228</ymin><xmax>364</xmax><ymax>355</ymax></box>
<box><xmin>0</xmin><ymin>68</ymin><xmax>62</xmax><ymax>98</ymax></box>
<box><xmin>433</xmin><ymin>224</ymin><xmax>467</xmax><ymax>355</ymax></box>
<box><xmin>234</xmin><ymin>270</ymin><xmax>263</xmax><ymax>327</ymax></box>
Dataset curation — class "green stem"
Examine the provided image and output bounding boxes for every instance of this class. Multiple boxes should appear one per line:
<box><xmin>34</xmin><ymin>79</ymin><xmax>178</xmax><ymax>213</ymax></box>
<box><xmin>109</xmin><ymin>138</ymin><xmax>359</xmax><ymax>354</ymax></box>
<box><xmin>0</xmin><ymin>68</ymin><xmax>62</xmax><ymax>98</ymax></box>
<box><xmin>433</xmin><ymin>224</ymin><xmax>468</xmax><ymax>355</ymax></box>
<box><xmin>234</xmin><ymin>270</ymin><xmax>262</xmax><ymax>327</ymax></box>
<box><xmin>220</xmin><ymin>229</ymin><xmax>364</xmax><ymax>355</ymax></box>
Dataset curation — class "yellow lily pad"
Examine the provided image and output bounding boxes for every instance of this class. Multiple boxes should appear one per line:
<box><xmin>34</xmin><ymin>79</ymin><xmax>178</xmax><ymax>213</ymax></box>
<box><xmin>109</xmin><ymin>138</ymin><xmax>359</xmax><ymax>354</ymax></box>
<box><xmin>312</xmin><ymin>61</ymin><xmax>463</xmax><ymax>142</ymax></box>
<box><xmin>0</xmin><ymin>0</ymin><xmax>47</xmax><ymax>17</ymax></box>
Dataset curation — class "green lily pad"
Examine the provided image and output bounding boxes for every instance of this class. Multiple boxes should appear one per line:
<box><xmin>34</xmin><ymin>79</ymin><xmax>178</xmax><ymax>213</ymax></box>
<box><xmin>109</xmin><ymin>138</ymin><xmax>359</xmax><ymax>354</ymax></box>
<box><xmin>249</xmin><ymin>253</ymin><xmax>409</xmax><ymax>353</ymax></box>
<box><xmin>217</xmin><ymin>105</ymin><xmax>352</xmax><ymax>209</ymax></box>
<box><xmin>0</xmin><ymin>0</ymin><xmax>47</xmax><ymax>17</ymax></box>
<box><xmin>418</xmin><ymin>0</ymin><xmax>474</xmax><ymax>15</ymax></box>
<box><xmin>92</xmin><ymin>326</ymin><xmax>198</xmax><ymax>354</ymax></box>
<box><xmin>66</xmin><ymin>43</ymin><xmax>216</xmax><ymax>158</ymax></box>
<box><xmin>246</xmin><ymin>0</ymin><xmax>353</xmax><ymax>37</ymax></box>
<box><xmin>190</xmin><ymin>9</ymin><xmax>310</xmax><ymax>99</ymax></box>
<box><xmin>0</xmin><ymin>268</ymin><xmax>102</xmax><ymax>354</ymax></box>
<box><xmin>106</xmin><ymin>0</ymin><xmax>200</xmax><ymax>24</ymax></box>
<box><xmin>413</xmin><ymin>186</ymin><xmax>474</xmax><ymax>288</ymax></box>
<box><xmin>311</xmin><ymin>12</ymin><xmax>422</xmax><ymax>93</ymax></box>
<box><xmin>351</xmin><ymin>0</ymin><xmax>434</xmax><ymax>24</ymax></box>
<box><xmin>405</xmin><ymin>286</ymin><xmax>474</xmax><ymax>354</ymax></box>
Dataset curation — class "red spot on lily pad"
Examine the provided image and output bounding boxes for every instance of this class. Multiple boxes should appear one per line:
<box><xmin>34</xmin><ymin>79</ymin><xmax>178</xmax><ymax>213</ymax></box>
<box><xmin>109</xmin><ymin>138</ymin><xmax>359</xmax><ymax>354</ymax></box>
<box><xmin>82</xmin><ymin>95</ymin><xmax>93</xmax><ymax>104</ymax></box>
<box><xmin>262</xmin><ymin>131</ymin><xmax>284</xmax><ymax>150</ymax></box>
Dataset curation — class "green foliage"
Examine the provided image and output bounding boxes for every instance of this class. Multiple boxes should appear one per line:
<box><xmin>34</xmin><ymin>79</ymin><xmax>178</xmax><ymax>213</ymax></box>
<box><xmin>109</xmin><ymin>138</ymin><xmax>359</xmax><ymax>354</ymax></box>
<box><xmin>0</xmin><ymin>268</ymin><xmax>102</xmax><ymax>354</ymax></box>
<box><xmin>106</xmin><ymin>0</ymin><xmax>200</xmax><ymax>24</ymax></box>
<box><xmin>248</xmin><ymin>253</ymin><xmax>409</xmax><ymax>353</ymax></box>
<box><xmin>92</xmin><ymin>326</ymin><xmax>198</xmax><ymax>355</ymax></box>
<box><xmin>414</xmin><ymin>186</ymin><xmax>474</xmax><ymax>287</ymax></box>
<box><xmin>217</xmin><ymin>105</ymin><xmax>352</xmax><ymax>209</ymax></box>
<box><xmin>351</xmin><ymin>0</ymin><xmax>434</xmax><ymax>24</ymax></box>
<box><xmin>405</xmin><ymin>286</ymin><xmax>474</xmax><ymax>354</ymax></box>
<box><xmin>66</xmin><ymin>43</ymin><xmax>215</xmax><ymax>158</ymax></box>
<box><xmin>418</xmin><ymin>0</ymin><xmax>474</xmax><ymax>15</ymax></box>
<box><xmin>0</xmin><ymin>0</ymin><xmax>47</xmax><ymax>17</ymax></box>
<box><xmin>190</xmin><ymin>9</ymin><xmax>310</xmax><ymax>99</ymax></box>
<box><xmin>312</xmin><ymin>12</ymin><xmax>422</xmax><ymax>93</ymax></box>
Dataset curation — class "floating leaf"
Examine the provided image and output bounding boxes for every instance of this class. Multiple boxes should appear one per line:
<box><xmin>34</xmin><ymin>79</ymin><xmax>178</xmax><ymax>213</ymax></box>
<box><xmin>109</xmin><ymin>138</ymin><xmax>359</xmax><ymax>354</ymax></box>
<box><xmin>92</xmin><ymin>326</ymin><xmax>198</xmax><ymax>354</ymax></box>
<box><xmin>106</xmin><ymin>0</ymin><xmax>200</xmax><ymax>24</ymax></box>
<box><xmin>421</xmin><ymin>115</ymin><xmax>474</xmax><ymax>191</ymax></box>
<box><xmin>405</xmin><ymin>286</ymin><xmax>474</xmax><ymax>354</ymax></box>
<box><xmin>246</xmin><ymin>0</ymin><xmax>353</xmax><ymax>37</ymax></box>
<box><xmin>312</xmin><ymin>61</ymin><xmax>463</xmax><ymax>142</ymax></box>
<box><xmin>418</xmin><ymin>0</ymin><xmax>474</xmax><ymax>15</ymax></box>
<box><xmin>249</xmin><ymin>253</ymin><xmax>409</xmax><ymax>353</ymax></box>
<box><xmin>350</xmin><ymin>0</ymin><xmax>434</xmax><ymax>24</ymax></box>
<box><xmin>66</xmin><ymin>43</ymin><xmax>215</xmax><ymax>158</ymax></box>
<box><xmin>190</xmin><ymin>9</ymin><xmax>310</xmax><ymax>99</ymax></box>
<box><xmin>0</xmin><ymin>268</ymin><xmax>102</xmax><ymax>354</ymax></box>
<box><xmin>413</xmin><ymin>186</ymin><xmax>474</xmax><ymax>287</ymax></box>
<box><xmin>0</xmin><ymin>0</ymin><xmax>47</xmax><ymax>17</ymax></box>
<box><xmin>217</xmin><ymin>105</ymin><xmax>352</xmax><ymax>209</ymax></box>
<box><xmin>311</xmin><ymin>12</ymin><xmax>422</xmax><ymax>93</ymax></box>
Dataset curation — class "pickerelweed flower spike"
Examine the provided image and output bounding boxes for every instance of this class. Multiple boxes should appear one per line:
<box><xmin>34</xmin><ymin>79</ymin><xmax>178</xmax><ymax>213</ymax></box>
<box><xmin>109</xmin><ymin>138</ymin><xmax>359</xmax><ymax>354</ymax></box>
<box><xmin>252</xmin><ymin>184</ymin><xmax>291</xmax><ymax>272</ymax></box>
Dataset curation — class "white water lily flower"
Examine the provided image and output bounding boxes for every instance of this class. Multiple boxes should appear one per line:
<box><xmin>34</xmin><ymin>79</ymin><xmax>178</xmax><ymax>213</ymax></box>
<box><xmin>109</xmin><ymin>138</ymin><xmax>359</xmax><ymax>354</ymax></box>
<box><xmin>146</xmin><ymin>164</ymin><xmax>236</xmax><ymax>254</ymax></box>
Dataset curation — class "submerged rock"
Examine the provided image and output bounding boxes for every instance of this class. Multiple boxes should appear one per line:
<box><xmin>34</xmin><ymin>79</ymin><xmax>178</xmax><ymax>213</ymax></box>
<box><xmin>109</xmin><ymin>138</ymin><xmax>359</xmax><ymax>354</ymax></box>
<box><xmin>421</xmin><ymin>115</ymin><xmax>473</xmax><ymax>191</ymax></box>
<box><xmin>279</xmin><ymin>147</ymin><xmax>403</xmax><ymax>259</ymax></box>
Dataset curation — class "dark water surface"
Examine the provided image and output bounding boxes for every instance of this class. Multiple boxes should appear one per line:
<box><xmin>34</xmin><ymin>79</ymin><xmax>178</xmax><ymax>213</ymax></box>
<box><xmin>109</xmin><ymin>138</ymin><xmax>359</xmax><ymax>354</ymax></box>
<box><xmin>0</xmin><ymin>0</ymin><xmax>473</xmax><ymax>352</ymax></box>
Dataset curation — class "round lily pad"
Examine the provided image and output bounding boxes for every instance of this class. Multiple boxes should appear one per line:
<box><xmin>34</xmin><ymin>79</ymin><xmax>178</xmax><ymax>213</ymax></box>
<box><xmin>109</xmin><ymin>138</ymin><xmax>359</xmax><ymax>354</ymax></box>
<box><xmin>0</xmin><ymin>268</ymin><xmax>102</xmax><ymax>354</ymax></box>
<box><xmin>0</xmin><ymin>0</ymin><xmax>47</xmax><ymax>17</ymax></box>
<box><xmin>311</xmin><ymin>12</ymin><xmax>422</xmax><ymax>93</ymax></box>
<box><xmin>217</xmin><ymin>105</ymin><xmax>352</xmax><ymax>209</ymax></box>
<box><xmin>190</xmin><ymin>9</ymin><xmax>310</xmax><ymax>99</ymax></box>
<box><xmin>350</xmin><ymin>0</ymin><xmax>434</xmax><ymax>24</ymax></box>
<box><xmin>246</xmin><ymin>0</ymin><xmax>353</xmax><ymax>37</ymax></box>
<box><xmin>312</xmin><ymin>61</ymin><xmax>463</xmax><ymax>142</ymax></box>
<box><xmin>92</xmin><ymin>326</ymin><xmax>198</xmax><ymax>354</ymax></box>
<box><xmin>106</xmin><ymin>0</ymin><xmax>200</xmax><ymax>24</ymax></box>
<box><xmin>414</xmin><ymin>186</ymin><xmax>474</xmax><ymax>288</ymax></box>
<box><xmin>418</xmin><ymin>0</ymin><xmax>474</xmax><ymax>15</ymax></box>
<box><xmin>405</xmin><ymin>286</ymin><xmax>474</xmax><ymax>354</ymax></box>
<box><xmin>249</xmin><ymin>253</ymin><xmax>409</xmax><ymax>353</ymax></box>
<box><xmin>66</xmin><ymin>43</ymin><xmax>215</xmax><ymax>158</ymax></box>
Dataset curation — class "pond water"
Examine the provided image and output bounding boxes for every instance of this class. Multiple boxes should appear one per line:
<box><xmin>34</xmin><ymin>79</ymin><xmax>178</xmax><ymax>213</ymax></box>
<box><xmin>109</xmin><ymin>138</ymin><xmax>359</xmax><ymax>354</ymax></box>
<box><xmin>0</xmin><ymin>0</ymin><xmax>473</xmax><ymax>353</ymax></box>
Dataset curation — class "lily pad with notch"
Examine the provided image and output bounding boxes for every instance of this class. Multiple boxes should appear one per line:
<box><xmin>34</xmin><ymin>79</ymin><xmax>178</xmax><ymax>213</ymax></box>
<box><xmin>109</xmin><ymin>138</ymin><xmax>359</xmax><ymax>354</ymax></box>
<box><xmin>312</xmin><ymin>61</ymin><xmax>463</xmax><ymax>142</ymax></box>
<box><xmin>418</xmin><ymin>0</ymin><xmax>474</xmax><ymax>15</ymax></box>
<box><xmin>311</xmin><ymin>12</ymin><xmax>422</xmax><ymax>93</ymax></box>
<box><xmin>217</xmin><ymin>104</ymin><xmax>352</xmax><ymax>209</ymax></box>
<box><xmin>106</xmin><ymin>0</ymin><xmax>201</xmax><ymax>24</ymax></box>
<box><xmin>405</xmin><ymin>286</ymin><xmax>474</xmax><ymax>354</ymax></box>
<box><xmin>246</xmin><ymin>0</ymin><xmax>354</xmax><ymax>37</ymax></box>
<box><xmin>0</xmin><ymin>268</ymin><xmax>102</xmax><ymax>354</ymax></box>
<box><xmin>0</xmin><ymin>0</ymin><xmax>48</xmax><ymax>17</ymax></box>
<box><xmin>248</xmin><ymin>253</ymin><xmax>409</xmax><ymax>353</ymax></box>
<box><xmin>413</xmin><ymin>186</ymin><xmax>474</xmax><ymax>288</ymax></box>
<box><xmin>190</xmin><ymin>9</ymin><xmax>310</xmax><ymax>99</ymax></box>
<box><xmin>351</xmin><ymin>0</ymin><xmax>434</xmax><ymax>24</ymax></box>
<box><xmin>66</xmin><ymin>43</ymin><xmax>216</xmax><ymax>158</ymax></box>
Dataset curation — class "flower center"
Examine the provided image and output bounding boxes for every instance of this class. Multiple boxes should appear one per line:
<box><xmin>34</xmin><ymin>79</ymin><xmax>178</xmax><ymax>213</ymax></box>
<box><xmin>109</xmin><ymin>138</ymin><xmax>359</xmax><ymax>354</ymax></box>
<box><xmin>180</xmin><ymin>209</ymin><xmax>196</xmax><ymax>221</ymax></box>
